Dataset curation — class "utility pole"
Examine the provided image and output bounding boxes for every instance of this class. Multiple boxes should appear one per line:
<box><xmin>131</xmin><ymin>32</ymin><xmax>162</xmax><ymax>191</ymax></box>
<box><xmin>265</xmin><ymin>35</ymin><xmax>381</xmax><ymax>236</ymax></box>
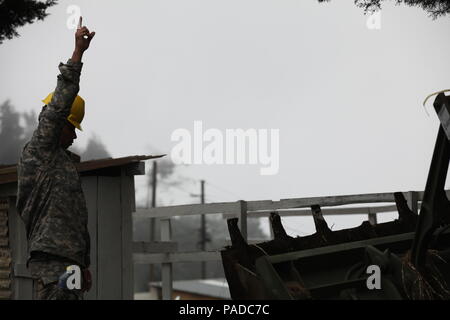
<box><xmin>149</xmin><ymin>161</ymin><xmax>157</xmax><ymax>284</ymax></box>
<box><xmin>150</xmin><ymin>161</ymin><xmax>157</xmax><ymax>242</ymax></box>
<box><xmin>190</xmin><ymin>180</ymin><xmax>208</xmax><ymax>279</ymax></box>
<box><xmin>200</xmin><ymin>180</ymin><xmax>206</xmax><ymax>279</ymax></box>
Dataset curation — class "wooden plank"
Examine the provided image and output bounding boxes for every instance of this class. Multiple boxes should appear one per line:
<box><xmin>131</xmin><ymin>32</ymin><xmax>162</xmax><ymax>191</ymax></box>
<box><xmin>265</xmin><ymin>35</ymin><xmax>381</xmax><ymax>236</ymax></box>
<box><xmin>0</xmin><ymin>183</ymin><xmax>17</xmax><ymax>198</ymax></box>
<box><xmin>223</xmin><ymin>204</ymin><xmax>399</xmax><ymax>219</ymax></box>
<box><xmin>268</xmin><ymin>232</ymin><xmax>415</xmax><ymax>264</ymax></box>
<box><xmin>0</xmin><ymin>269</ymin><xmax>10</xmax><ymax>279</ymax></box>
<box><xmin>134</xmin><ymin>190</ymin><xmax>450</xmax><ymax>219</ymax></box>
<box><xmin>81</xmin><ymin>176</ymin><xmax>98</xmax><ymax>300</ymax></box>
<box><xmin>246</xmin><ymin>191</ymin><xmax>431</xmax><ymax>211</ymax></box>
<box><xmin>407</xmin><ymin>191</ymin><xmax>419</xmax><ymax>215</ymax></box>
<box><xmin>246</xmin><ymin>192</ymin><xmax>399</xmax><ymax>211</ymax></box>
<box><xmin>0</xmin><ymin>210</ymin><xmax>7</xmax><ymax>225</ymax></box>
<box><xmin>134</xmin><ymin>201</ymin><xmax>239</xmax><ymax>218</ymax></box>
<box><xmin>75</xmin><ymin>155</ymin><xmax>164</xmax><ymax>174</ymax></box>
<box><xmin>0</xmin><ymin>200</ymin><xmax>12</xmax><ymax>294</ymax></box>
<box><xmin>124</xmin><ymin>162</ymin><xmax>145</xmax><ymax>176</ymax></box>
<box><xmin>238</xmin><ymin>201</ymin><xmax>247</xmax><ymax>241</ymax></box>
<box><xmin>130</xmin><ymin>172</ymin><xmax>136</xmax><ymax>214</ymax></box>
<box><xmin>0</xmin><ymin>279</ymin><xmax>10</xmax><ymax>290</ymax></box>
<box><xmin>0</xmin><ymin>200</ymin><xmax>8</xmax><ymax>211</ymax></box>
<box><xmin>0</xmin><ymin>290</ymin><xmax>11</xmax><ymax>299</ymax></box>
<box><xmin>132</xmin><ymin>241</ymin><xmax>178</xmax><ymax>253</ymax></box>
<box><xmin>0</xmin><ymin>226</ymin><xmax>7</xmax><ymax>237</ymax></box>
<box><xmin>268</xmin><ymin>217</ymin><xmax>274</xmax><ymax>239</ymax></box>
<box><xmin>0</xmin><ymin>248</ymin><xmax>11</xmax><ymax>260</ymax></box>
<box><xmin>8</xmin><ymin>196</ymin><xmax>33</xmax><ymax>300</ymax></box>
<box><xmin>160</xmin><ymin>219</ymin><xmax>172</xmax><ymax>300</ymax></box>
<box><xmin>13</xmin><ymin>264</ymin><xmax>30</xmax><ymax>278</ymax></box>
<box><xmin>415</xmin><ymin>190</ymin><xmax>449</xmax><ymax>201</ymax></box>
<box><xmin>0</xmin><ymin>237</ymin><xmax>8</xmax><ymax>247</ymax></box>
<box><xmin>97</xmin><ymin>176</ymin><xmax>122</xmax><ymax>300</ymax></box>
<box><xmin>368</xmin><ymin>213</ymin><xmax>378</xmax><ymax>225</ymax></box>
<box><xmin>120</xmin><ymin>169</ymin><xmax>134</xmax><ymax>300</ymax></box>
<box><xmin>134</xmin><ymin>251</ymin><xmax>222</xmax><ymax>264</ymax></box>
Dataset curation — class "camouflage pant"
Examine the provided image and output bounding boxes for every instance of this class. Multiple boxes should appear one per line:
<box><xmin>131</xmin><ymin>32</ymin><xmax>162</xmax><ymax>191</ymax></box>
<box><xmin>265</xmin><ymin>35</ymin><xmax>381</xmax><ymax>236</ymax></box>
<box><xmin>29</xmin><ymin>259</ymin><xmax>84</xmax><ymax>300</ymax></box>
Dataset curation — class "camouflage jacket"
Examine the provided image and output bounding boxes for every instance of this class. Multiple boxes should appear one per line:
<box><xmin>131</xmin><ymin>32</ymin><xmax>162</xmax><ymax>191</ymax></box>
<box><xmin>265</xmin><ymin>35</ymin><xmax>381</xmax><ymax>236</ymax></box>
<box><xmin>16</xmin><ymin>59</ymin><xmax>90</xmax><ymax>268</ymax></box>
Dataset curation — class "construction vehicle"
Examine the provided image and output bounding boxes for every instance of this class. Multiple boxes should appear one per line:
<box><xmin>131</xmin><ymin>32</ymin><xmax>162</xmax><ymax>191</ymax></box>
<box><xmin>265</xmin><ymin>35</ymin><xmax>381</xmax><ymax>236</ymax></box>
<box><xmin>221</xmin><ymin>93</ymin><xmax>450</xmax><ymax>299</ymax></box>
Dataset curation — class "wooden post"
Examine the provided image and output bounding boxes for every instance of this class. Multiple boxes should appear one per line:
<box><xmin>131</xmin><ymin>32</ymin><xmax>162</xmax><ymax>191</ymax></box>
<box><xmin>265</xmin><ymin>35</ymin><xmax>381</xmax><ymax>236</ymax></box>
<box><xmin>238</xmin><ymin>200</ymin><xmax>248</xmax><ymax>241</ymax></box>
<box><xmin>368</xmin><ymin>212</ymin><xmax>378</xmax><ymax>225</ymax></box>
<box><xmin>200</xmin><ymin>180</ymin><xmax>206</xmax><ymax>279</ymax></box>
<box><xmin>82</xmin><ymin>176</ymin><xmax>98</xmax><ymax>300</ymax></box>
<box><xmin>406</xmin><ymin>191</ymin><xmax>419</xmax><ymax>215</ymax></box>
<box><xmin>149</xmin><ymin>162</ymin><xmax>157</xmax><ymax>286</ymax></box>
<box><xmin>268</xmin><ymin>217</ymin><xmax>274</xmax><ymax>240</ymax></box>
<box><xmin>160</xmin><ymin>218</ymin><xmax>172</xmax><ymax>300</ymax></box>
<box><xmin>7</xmin><ymin>196</ymin><xmax>33</xmax><ymax>300</ymax></box>
<box><xmin>120</xmin><ymin>169</ymin><xmax>134</xmax><ymax>300</ymax></box>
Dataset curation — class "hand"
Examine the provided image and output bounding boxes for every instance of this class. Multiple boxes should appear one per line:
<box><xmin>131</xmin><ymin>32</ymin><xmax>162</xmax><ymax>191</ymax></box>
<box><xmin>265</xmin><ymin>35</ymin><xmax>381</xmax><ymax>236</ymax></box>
<box><xmin>75</xmin><ymin>16</ymin><xmax>95</xmax><ymax>53</ymax></box>
<box><xmin>82</xmin><ymin>268</ymin><xmax>92</xmax><ymax>292</ymax></box>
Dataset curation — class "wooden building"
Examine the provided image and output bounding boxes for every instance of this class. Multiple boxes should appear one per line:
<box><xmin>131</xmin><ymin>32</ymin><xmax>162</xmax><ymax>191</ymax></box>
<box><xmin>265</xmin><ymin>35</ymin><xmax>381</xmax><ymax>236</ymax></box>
<box><xmin>0</xmin><ymin>155</ymin><xmax>161</xmax><ymax>300</ymax></box>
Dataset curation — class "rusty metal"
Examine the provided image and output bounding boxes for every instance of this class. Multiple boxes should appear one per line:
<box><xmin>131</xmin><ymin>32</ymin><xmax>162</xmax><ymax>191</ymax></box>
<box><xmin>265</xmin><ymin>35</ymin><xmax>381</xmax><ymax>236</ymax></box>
<box><xmin>221</xmin><ymin>205</ymin><xmax>419</xmax><ymax>299</ymax></box>
<box><xmin>411</xmin><ymin>93</ymin><xmax>450</xmax><ymax>270</ymax></box>
<box><xmin>221</xmin><ymin>94</ymin><xmax>450</xmax><ymax>300</ymax></box>
<box><xmin>0</xmin><ymin>154</ymin><xmax>165</xmax><ymax>185</ymax></box>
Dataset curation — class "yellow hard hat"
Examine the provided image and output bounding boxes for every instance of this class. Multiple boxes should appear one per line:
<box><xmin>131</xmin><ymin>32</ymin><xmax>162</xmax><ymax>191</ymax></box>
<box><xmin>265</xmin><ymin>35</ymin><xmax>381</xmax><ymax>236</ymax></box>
<box><xmin>42</xmin><ymin>92</ymin><xmax>85</xmax><ymax>131</ymax></box>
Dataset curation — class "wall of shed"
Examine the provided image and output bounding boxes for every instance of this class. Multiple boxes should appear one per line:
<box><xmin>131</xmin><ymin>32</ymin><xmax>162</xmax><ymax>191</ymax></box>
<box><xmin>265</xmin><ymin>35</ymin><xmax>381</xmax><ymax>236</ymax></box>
<box><xmin>0</xmin><ymin>167</ymin><xmax>136</xmax><ymax>300</ymax></box>
<box><xmin>0</xmin><ymin>197</ymin><xmax>12</xmax><ymax>299</ymax></box>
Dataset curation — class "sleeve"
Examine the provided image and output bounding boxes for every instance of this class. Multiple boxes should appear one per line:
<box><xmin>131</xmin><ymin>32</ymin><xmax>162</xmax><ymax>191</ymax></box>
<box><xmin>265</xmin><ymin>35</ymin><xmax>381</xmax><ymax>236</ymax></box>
<box><xmin>27</xmin><ymin>59</ymin><xmax>83</xmax><ymax>161</ymax></box>
<box><xmin>84</xmin><ymin>229</ymin><xmax>91</xmax><ymax>268</ymax></box>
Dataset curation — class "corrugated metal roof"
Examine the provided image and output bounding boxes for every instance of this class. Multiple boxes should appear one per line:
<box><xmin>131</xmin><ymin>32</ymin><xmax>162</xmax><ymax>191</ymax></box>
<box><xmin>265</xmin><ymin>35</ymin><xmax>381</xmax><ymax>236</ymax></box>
<box><xmin>0</xmin><ymin>154</ymin><xmax>165</xmax><ymax>185</ymax></box>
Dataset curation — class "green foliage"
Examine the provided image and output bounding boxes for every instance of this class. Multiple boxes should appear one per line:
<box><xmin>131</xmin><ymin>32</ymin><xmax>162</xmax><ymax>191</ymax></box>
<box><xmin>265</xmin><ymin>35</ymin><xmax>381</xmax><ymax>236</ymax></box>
<box><xmin>80</xmin><ymin>134</ymin><xmax>111</xmax><ymax>161</ymax></box>
<box><xmin>318</xmin><ymin>0</ymin><xmax>450</xmax><ymax>18</ymax></box>
<box><xmin>0</xmin><ymin>99</ymin><xmax>110</xmax><ymax>164</ymax></box>
<box><xmin>0</xmin><ymin>0</ymin><xmax>57</xmax><ymax>44</ymax></box>
<box><xmin>0</xmin><ymin>100</ymin><xmax>35</xmax><ymax>164</ymax></box>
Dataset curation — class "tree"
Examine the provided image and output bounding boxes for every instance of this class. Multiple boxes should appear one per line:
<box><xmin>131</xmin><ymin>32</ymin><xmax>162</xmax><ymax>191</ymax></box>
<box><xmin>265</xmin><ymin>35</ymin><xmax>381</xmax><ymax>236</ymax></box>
<box><xmin>0</xmin><ymin>99</ymin><xmax>111</xmax><ymax>165</ymax></box>
<box><xmin>318</xmin><ymin>0</ymin><xmax>450</xmax><ymax>18</ymax></box>
<box><xmin>0</xmin><ymin>0</ymin><xmax>57</xmax><ymax>44</ymax></box>
<box><xmin>80</xmin><ymin>134</ymin><xmax>111</xmax><ymax>161</ymax></box>
<box><xmin>0</xmin><ymin>100</ymin><xmax>36</xmax><ymax>164</ymax></box>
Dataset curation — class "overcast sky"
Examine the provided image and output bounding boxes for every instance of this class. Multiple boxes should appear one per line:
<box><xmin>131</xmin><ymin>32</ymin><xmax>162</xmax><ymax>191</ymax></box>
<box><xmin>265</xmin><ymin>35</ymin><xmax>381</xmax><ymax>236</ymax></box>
<box><xmin>1</xmin><ymin>0</ymin><xmax>450</xmax><ymax>236</ymax></box>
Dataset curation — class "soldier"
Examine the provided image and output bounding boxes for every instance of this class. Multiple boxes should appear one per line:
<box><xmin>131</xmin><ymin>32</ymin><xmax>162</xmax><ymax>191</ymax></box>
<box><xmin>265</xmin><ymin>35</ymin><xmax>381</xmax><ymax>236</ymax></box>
<box><xmin>16</xmin><ymin>17</ymin><xmax>95</xmax><ymax>300</ymax></box>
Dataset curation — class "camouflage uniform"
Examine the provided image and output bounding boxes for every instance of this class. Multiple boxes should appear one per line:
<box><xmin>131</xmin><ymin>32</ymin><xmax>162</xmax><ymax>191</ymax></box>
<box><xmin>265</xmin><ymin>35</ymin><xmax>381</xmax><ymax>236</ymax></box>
<box><xmin>16</xmin><ymin>59</ymin><xmax>90</xmax><ymax>300</ymax></box>
<box><xmin>29</xmin><ymin>257</ymin><xmax>84</xmax><ymax>300</ymax></box>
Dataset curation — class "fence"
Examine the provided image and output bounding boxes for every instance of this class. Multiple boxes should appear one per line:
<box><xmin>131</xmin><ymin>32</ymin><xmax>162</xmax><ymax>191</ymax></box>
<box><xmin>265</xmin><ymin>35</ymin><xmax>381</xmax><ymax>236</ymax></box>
<box><xmin>132</xmin><ymin>189</ymin><xmax>449</xmax><ymax>300</ymax></box>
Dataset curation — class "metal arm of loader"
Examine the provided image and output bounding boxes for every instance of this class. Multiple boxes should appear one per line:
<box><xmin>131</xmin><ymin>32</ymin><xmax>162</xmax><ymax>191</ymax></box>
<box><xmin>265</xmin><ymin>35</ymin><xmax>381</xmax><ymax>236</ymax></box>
<box><xmin>411</xmin><ymin>93</ymin><xmax>450</xmax><ymax>270</ymax></box>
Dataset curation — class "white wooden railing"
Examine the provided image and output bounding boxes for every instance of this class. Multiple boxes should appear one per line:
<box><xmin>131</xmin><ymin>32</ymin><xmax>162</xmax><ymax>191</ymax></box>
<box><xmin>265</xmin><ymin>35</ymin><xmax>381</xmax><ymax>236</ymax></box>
<box><xmin>132</xmin><ymin>189</ymin><xmax>450</xmax><ymax>300</ymax></box>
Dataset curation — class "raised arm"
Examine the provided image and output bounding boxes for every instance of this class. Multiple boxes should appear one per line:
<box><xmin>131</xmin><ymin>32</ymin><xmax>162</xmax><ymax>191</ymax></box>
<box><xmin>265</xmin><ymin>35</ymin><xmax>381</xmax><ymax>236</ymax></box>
<box><xmin>28</xmin><ymin>17</ymin><xmax>95</xmax><ymax>160</ymax></box>
<box><xmin>71</xmin><ymin>16</ymin><xmax>96</xmax><ymax>63</ymax></box>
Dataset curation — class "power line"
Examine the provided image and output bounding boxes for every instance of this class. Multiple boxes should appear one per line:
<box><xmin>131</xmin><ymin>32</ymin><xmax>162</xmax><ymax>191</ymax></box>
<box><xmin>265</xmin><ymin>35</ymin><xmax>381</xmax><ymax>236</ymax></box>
<box><xmin>170</xmin><ymin>184</ymin><xmax>193</xmax><ymax>195</ymax></box>
<box><xmin>204</xmin><ymin>190</ymin><xmax>235</xmax><ymax>202</ymax></box>
<box><xmin>206</xmin><ymin>181</ymin><xmax>243</xmax><ymax>200</ymax></box>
